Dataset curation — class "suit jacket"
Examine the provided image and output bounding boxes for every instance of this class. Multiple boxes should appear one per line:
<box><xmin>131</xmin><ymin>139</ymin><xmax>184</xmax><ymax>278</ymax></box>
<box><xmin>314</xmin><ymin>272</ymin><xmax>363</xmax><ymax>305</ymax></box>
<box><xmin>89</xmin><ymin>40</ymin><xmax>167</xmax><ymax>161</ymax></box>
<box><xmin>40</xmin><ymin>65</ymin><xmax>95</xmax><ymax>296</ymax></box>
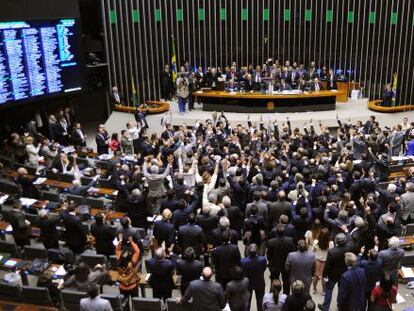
<box><xmin>134</xmin><ymin>110</ymin><xmax>149</xmax><ymax>128</ymax></box>
<box><xmin>211</xmin><ymin>228</ymin><xmax>239</xmax><ymax>247</ymax></box>
<box><xmin>212</xmin><ymin>242</ymin><xmax>241</xmax><ymax>282</ymax></box>
<box><xmin>51</xmin><ymin>159</ymin><xmax>73</xmax><ymax>174</ymax></box>
<box><xmin>244</xmin><ymin>80</ymin><xmax>254</xmax><ymax>91</ymax></box>
<box><xmin>382</xmin><ymin>90</ymin><xmax>393</xmax><ymax>107</ymax></box>
<box><xmin>182</xmin><ymin>279</ymin><xmax>226</xmax><ymax>311</ymax></box>
<box><xmin>266</xmin><ymin>236</ymin><xmax>295</xmax><ymax>273</ymax></box>
<box><xmin>285</xmin><ymin>251</ymin><xmax>315</xmax><ymax>290</ymax></box>
<box><xmin>153</xmin><ymin>220</ymin><xmax>176</xmax><ymax>248</ymax></box>
<box><xmin>358</xmin><ymin>257</ymin><xmax>383</xmax><ymax>293</ymax></box>
<box><xmin>17</xmin><ymin>175</ymin><xmax>39</xmax><ymax>199</ymax></box>
<box><xmin>176</xmin><ymin>259</ymin><xmax>203</xmax><ymax>293</ymax></box>
<box><xmin>326</xmin><ymin>75</ymin><xmax>338</xmax><ymax>90</ymax></box>
<box><xmin>337</xmin><ymin>267</ymin><xmax>366</xmax><ymax>311</ymax></box>
<box><xmin>91</xmin><ymin>222</ymin><xmax>116</xmax><ymax>256</ymax></box>
<box><xmin>5</xmin><ymin>209</ymin><xmax>30</xmax><ymax>243</ymax></box>
<box><xmin>241</xmin><ymin>256</ymin><xmax>266</xmax><ymax>290</ymax></box>
<box><xmin>38</xmin><ymin>216</ymin><xmax>60</xmax><ymax>249</ymax></box>
<box><xmin>379</xmin><ymin>248</ymin><xmax>405</xmax><ymax>275</ymax></box>
<box><xmin>196</xmin><ymin>214</ymin><xmax>218</xmax><ymax>244</ymax></box>
<box><xmin>71</xmin><ymin>128</ymin><xmax>86</xmax><ymax>147</ymax></box>
<box><xmin>225</xmin><ymin>278</ymin><xmax>250</xmax><ymax>311</ymax></box>
<box><xmin>268</xmin><ymin>201</ymin><xmax>291</xmax><ymax>227</ymax></box>
<box><xmin>148</xmin><ymin>258</ymin><xmax>175</xmax><ymax>289</ymax></box>
<box><xmin>110</xmin><ymin>91</ymin><xmax>123</xmax><ymax>106</ymax></box>
<box><xmin>177</xmin><ymin>223</ymin><xmax>206</xmax><ymax>256</ymax></box>
<box><xmin>61</xmin><ymin>213</ymin><xmax>87</xmax><ymax>250</ymax></box>
<box><xmin>127</xmin><ymin>194</ymin><xmax>152</xmax><ymax>229</ymax></box>
<box><xmin>279</xmin><ymin>83</ymin><xmax>292</xmax><ymax>91</ymax></box>
<box><xmin>95</xmin><ymin>132</ymin><xmax>109</xmax><ymax>155</ymax></box>
<box><xmin>310</xmin><ymin>82</ymin><xmax>323</xmax><ymax>91</ymax></box>
<box><xmin>323</xmin><ymin>244</ymin><xmax>350</xmax><ymax>282</ymax></box>
<box><xmin>69</xmin><ymin>179</ymin><xmax>96</xmax><ymax>196</ymax></box>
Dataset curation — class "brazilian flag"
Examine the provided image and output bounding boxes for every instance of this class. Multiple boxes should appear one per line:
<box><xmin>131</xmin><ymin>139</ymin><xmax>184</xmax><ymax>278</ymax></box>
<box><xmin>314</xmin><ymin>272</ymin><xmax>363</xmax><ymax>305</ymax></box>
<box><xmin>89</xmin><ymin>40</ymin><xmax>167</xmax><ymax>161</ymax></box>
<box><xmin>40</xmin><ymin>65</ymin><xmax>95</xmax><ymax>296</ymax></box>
<box><xmin>392</xmin><ymin>73</ymin><xmax>397</xmax><ymax>106</ymax></box>
<box><xmin>131</xmin><ymin>75</ymin><xmax>139</xmax><ymax>107</ymax></box>
<box><xmin>171</xmin><ymin>36</ymin><xmax>177</xmax><ymax>82</ymax></box>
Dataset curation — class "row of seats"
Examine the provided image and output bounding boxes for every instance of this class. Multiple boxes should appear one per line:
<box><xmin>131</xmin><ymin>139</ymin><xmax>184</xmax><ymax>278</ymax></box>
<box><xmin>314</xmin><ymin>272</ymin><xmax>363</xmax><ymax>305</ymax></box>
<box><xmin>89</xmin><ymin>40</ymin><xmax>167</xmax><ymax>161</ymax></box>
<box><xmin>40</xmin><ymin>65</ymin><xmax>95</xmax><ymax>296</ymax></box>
<box><xmin>0</xmin><ymin>282</ymin><xmax>192</xmax><ymax>311</ymax></box>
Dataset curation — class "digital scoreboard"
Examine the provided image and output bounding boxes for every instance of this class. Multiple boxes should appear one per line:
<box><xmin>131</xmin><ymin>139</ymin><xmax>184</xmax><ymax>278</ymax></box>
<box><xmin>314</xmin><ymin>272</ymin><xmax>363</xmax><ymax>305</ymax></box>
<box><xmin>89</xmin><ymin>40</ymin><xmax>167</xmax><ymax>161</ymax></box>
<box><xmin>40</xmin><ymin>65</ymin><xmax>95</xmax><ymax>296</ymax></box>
<box><xmin>0</xmin><ymin>18</ymin><xmax>82</xmax><ymax>105</ymax></box>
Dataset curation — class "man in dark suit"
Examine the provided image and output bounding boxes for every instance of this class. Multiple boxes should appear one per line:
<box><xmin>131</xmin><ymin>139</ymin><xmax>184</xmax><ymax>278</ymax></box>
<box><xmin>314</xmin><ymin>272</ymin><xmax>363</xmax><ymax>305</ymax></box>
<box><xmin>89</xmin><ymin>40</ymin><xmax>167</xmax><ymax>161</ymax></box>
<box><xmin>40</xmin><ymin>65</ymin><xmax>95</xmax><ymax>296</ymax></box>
<box><xmin>241</xmin><ymin>244</ymin><xmax>267</xmax><ymax>311</ymax></box>
<box><xmin>91</xmin><ymin>212</ymin><xmax>116</xmax><ymax>257</ymax></box>
<box><xmin>196</xmin><ymin>206</ymin><xmax>218</xmax><ymax>244</ymax></box>
<box><xmin>206</xmin><ymin>68</ymin><xmax>219</xmax><ymax>89</ymax></box>
<box><xmin>61</xmin><ymin>205</ymin><xmax>88</xmax><ymax>255</ymax></box>
<box><xmin>381</xmin><ymin>83</ymin><xmax>393</xmax><ymax>107</ymax></box>
<box><xmin>126</xmin><ymin>189</ymin><xmax>152</xmax><ymax>229</ymax></box>
<box><xmin>252</xmin><ymin>66</ymin><xmax>263</xmax><ymax>91</ymax></box>
<box><xmin>337</xmin><ymin>252</ymin><xmax>366</xmax><ymax>311</ymax></box>
<box><xmin>95</xmin><ymin>126</ymin><xmax>109</xmax><ymax>155</ymax></box>
<box><xmin>177</xmin><ymin>213</ymin><xmax>207</xmax><ymax>257</ymax></box>
<box><xmin>278</xmin><ymin>79</ymin><xmax>292</xmax><ymax>91</ymax></box>
<box><xmin>110</xmin><ymin>86</ymin><xmax>123</xmax><ymax>107</ymax></box>
<box><xmin>266</xmin><ymin>224</ymin><xmax>295</xmax><ymax>294</ymax></box>
<box><xmin>211</xmin><ymin>229</ymin><xmax>241</xmax><ymax>290</ymax></box>
<box><xmin>148</xmin><ymin>248</ymin><xmax>175</xmax><ymax>300</ymax></box>
<box><xmin>160</xmin><ymin>65</ymin><xmax>173</xmax><ymax>100</ymax></box>
<box><xmin>153</xmin><ymin>209</ymin><xmax>176</xmax><ymax>252</ymax></box>
<box><xmin>71</xmin><ymin>122</ymin><xmax>87</xmax><ymax>147</ymax></box>
<box><xmin>134</xmin><ymin>109</ymin><xmax>149</xmax><ymax>129</ymax></box>
<box><xmin>4</xmin><ymin>201</ymin><xmax>31</xmax><ymax>248</ymax></box>
<box><xmin>211</xmin><ymin>216</ymin><xmax>239</xmax><ymax>247</ymax></box>
<box><xmin>268</xmin><ymin>191</ymin><xmax>291</xmax><ymax>228</ymax></box>
<box><xmin>326</xmin><ymin>69</ymin><xmax>338</xmax><ymax>90</ymax></box>
<box><xmin>176</xmin><ymin>247</ymin><xmax>203</xmax><ymax>294</ymax></box>
<box><xmin>195</xmin><ymin>66</ymin><xmax>206</xmax><ymax>87</ymax></box>
<box><xmin>116</xmin><ymin>216</ymin><xmax>142</xmax><ymax>245</ymax></box>
<box><xmin>51</xmin><ymin>153</ymin><xmax>73</xmax><ymax>174</ymax></box>
<box><xmin>69</xmin><ymin>177</ymin><xmax>97</xmax><ymax>196</ymax></box>
<box><xmin>310</xmin><ymin>78</ymin><xmax>324</xmax><ymax>91</ymax></box>
<box><xmin>243</xmin><ymin>74</ymin><xmax>255</xmax><ymax>91</ymax></box>
<box><xmin>161</xmin><ymin>122</ymin><xmax>175</xmax><ymax>140</ymax></box>
<box><xmin>38</xmin><ymin>209</ymin><xmax>60</xmax><ymax>249</ymax></box>
<box><xmin>16</xmin><ymin>167</ymin><xmax>39</xmax><ymax>199</ymax></box>
<box><xmin>55</xmin><ymin>116</ymin><xmax>70</xmax><ymax>145</ymax></box>
<box><xmin>178</xmin><ymin>267</ymin><xmax>226</xmax><ymax>311</ymax></box>
<box><xmin>358</xmin><ymin>248</ymin><xmax>383</xmax><ymax>309</ymax></box>
<box><xmin>319</xmin><ymin>233</ymin><xmax>351</xmax><ymax>311</ymax></box>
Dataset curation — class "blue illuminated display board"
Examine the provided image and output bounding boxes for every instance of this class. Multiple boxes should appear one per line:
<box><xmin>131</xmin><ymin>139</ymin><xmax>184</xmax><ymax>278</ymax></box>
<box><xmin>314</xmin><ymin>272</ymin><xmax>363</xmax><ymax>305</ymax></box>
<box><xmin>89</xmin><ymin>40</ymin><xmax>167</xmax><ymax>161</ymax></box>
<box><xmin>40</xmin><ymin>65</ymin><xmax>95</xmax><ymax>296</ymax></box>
<box><xmin>0</xmin><ymin>19</ymin><xmax>82</xmax><ymax>105</ymax></box>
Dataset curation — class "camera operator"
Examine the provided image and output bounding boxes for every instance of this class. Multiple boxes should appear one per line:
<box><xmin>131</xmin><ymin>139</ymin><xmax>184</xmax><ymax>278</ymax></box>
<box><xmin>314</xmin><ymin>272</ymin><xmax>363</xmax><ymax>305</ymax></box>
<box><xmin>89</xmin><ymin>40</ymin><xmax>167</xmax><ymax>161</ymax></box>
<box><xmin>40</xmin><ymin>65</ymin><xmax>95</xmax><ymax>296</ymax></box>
<box><xmin>176</xmin><ymin>73</ymin><xmax>189</xmax><ymax>115</ymax></box>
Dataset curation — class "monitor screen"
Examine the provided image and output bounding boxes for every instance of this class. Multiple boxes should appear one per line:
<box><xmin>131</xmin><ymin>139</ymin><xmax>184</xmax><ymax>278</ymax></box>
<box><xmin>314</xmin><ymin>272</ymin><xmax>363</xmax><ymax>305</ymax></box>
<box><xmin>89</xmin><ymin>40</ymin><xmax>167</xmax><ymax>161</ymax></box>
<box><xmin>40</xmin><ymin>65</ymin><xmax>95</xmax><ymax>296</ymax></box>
<box><xmin>0</xmin><ymin>18</ymin><xmax>82</xmax><ymax>105</ymax></box>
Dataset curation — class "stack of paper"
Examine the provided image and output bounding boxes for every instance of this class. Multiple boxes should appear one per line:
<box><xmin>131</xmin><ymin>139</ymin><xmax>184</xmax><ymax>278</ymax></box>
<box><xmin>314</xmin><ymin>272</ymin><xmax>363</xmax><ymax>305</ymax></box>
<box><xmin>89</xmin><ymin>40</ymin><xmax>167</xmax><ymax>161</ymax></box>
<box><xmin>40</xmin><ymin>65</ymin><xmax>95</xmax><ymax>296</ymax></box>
<box><xmin>0</xmin><ymin>195</ymin><xmax>9</xmax><ymax>204</ymax></box>
<box><xmin>33</xmin><ymin>177</ymin><xmax>47</xmax><ymax>185</ymax></box>
<box><xmin>54</xmin><ymin>265</ymin><xmax>67</xmax><ymax>276</ymax></box>
<box><xmin>401</xmin><ymin>266</ymin><xmax>414</xmax><ymax>278</ymax></box>
<box><xmin>19</xmin><ymin>198</ymin><xmax>38</xmax><ymax>206</ymax></box>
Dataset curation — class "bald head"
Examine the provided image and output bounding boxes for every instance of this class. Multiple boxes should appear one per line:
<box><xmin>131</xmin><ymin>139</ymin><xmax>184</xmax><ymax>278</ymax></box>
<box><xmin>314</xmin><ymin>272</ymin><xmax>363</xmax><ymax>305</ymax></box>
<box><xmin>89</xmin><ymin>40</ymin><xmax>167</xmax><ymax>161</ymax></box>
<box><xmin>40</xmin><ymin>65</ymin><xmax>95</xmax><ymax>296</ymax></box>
<box><xmin>202</xmin><ymin>267</ymin><xmax>213</xmax><ymax>280</ymax></box>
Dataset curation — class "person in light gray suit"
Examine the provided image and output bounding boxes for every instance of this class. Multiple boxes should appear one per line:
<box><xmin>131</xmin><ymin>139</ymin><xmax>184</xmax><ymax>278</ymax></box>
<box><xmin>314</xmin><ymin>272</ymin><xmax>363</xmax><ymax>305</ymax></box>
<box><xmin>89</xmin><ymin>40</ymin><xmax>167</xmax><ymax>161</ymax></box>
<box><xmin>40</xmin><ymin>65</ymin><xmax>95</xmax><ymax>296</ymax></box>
<box><xmin>80</xmin><ymin>284</ymin><xmax>112</xmax><ymax>311</ymax></box>
<box><xmin>142</xmin><ymin>155</ymin><xmax>173</xmax><ymax>214</ymax></box>
<box><xmin>178</xmin><ymin>267</ymin><xmax>226</xmax><ymax>311</ymax></box>
<box><xmin>390</xmin><ymin>124</ymin><xmax>405</xmax><ymax>156</ymax></box>
<box><xmin>379</xmin><ymin>236</ymin><xmax>405</xmax><ymax>284</ymax></box>
<box><xmin>285</xmin><ymin>239</ymin><xmax>316</xmax><ymax>293</ymax></box>
<box><xmin>401</xmin><ymin>182</ymin><xmax>414</xmax><ymax>223</ymax></box>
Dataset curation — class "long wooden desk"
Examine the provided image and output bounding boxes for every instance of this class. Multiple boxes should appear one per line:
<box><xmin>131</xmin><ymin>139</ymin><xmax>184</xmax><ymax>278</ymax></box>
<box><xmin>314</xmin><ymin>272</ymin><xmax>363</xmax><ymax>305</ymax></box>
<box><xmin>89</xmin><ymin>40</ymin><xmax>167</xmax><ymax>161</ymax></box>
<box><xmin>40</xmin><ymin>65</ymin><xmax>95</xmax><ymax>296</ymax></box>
<box><xmin>2</xmin><ymin>169</ymin><xmax>118</xmax><ymax>198</ymax></box>
<box><xmin>399</xmin><ymin>236</ymin><xmax>414</xmax><ymax>248</ymax></box>
<box><xmin>0</xmin><ymin>300</ymin><xmax>58</xmax><ymax>311</ymax></box>
<box><xmin>193</xmin><ymin>90</ymin><xmax>345</xmax><ymax>113</ymax></box>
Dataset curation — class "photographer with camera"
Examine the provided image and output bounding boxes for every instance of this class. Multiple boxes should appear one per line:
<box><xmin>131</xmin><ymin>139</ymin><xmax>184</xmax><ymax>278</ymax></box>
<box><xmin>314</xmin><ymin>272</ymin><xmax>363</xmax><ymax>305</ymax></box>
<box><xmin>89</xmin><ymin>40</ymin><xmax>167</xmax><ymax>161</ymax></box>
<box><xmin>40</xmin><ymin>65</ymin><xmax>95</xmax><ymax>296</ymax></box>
<box><xmin>176</xmin><ymin>73</ymin><xmax>189</xmax><ymax>115</ymax></box>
